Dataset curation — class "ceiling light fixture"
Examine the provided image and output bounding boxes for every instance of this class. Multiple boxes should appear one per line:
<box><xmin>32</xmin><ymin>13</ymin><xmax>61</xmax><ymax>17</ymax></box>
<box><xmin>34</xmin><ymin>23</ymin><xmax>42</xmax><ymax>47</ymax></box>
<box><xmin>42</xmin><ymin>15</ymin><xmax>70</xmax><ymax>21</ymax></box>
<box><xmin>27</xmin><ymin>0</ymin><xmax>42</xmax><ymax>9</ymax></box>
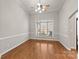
<box><xmin>35</xmin><ymin>0</ymin><xmax>49</xmax><ymax>13</ymax></box>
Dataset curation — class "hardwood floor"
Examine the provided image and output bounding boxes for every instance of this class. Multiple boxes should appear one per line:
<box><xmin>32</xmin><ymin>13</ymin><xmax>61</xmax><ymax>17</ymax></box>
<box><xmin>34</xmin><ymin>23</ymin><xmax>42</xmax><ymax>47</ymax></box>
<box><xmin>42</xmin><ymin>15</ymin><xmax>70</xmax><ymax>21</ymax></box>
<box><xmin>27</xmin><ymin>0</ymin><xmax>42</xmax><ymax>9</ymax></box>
<box><xmin>1</xmin><ymin>39</ymin><xmax>77</xmax><ymax>59</ymax></box>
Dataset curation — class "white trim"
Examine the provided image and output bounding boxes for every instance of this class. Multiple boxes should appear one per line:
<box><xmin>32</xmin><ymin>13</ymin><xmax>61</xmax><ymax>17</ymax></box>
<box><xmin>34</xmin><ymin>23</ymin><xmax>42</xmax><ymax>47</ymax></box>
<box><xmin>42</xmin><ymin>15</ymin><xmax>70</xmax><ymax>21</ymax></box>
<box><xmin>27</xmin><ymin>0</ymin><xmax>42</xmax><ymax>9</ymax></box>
<box><xmin>30</xmin><ymin>38</ymin><xmax>58</xmax><ymax>41</ymax></box>
<box><xmin>57</xmin><ymin>33</ymin><xmax>71</xmax><ymax>50</ymax></box>
<box><xmin>32</xmin><ymin>38</ymin><xmax>71</xmax><ymax>50</ymax></box>
<box><xmin>0</xmin><ymin>33</ymin><xmax>29</xmax><ymax>58</ymax></box>
<box><xmin>59</xmin><ymin>41</ymin><xmax>71</xmax><ymax>51</ymax></box>
<box><xmin>0</xmin><ymin>39</ymin><xmax>29</xmax><ymax>56</ymax></box>
<box><xmin>0</xmin><ymin>33</ymin><xmax>28</xmax><ymax>40</ymax></box>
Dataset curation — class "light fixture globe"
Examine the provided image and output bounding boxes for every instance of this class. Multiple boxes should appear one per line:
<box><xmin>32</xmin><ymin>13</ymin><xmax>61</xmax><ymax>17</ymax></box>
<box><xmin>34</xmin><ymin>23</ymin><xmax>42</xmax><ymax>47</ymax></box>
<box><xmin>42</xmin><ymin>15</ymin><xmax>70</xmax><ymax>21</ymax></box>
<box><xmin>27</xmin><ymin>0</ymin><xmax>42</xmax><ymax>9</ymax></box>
<box><xmin>35</xmin><ymin>9</ymin><xmax>38</xmax><ymax>12</ymax></box>
<box><xmin>35</xmin><ymin>0</ymin><xmax>49</xmax><ymax>13</ymax></box>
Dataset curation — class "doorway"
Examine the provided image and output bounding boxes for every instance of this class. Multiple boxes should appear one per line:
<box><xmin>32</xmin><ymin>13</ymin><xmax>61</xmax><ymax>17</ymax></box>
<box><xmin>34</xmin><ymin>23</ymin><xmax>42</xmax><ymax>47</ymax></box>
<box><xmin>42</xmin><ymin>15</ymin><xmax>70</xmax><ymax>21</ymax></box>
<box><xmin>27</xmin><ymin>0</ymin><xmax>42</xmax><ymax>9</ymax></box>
<box><xmin>76</xmin><ymin>17</ymin><xmax>78</xmax><ymax>51</ymax></box>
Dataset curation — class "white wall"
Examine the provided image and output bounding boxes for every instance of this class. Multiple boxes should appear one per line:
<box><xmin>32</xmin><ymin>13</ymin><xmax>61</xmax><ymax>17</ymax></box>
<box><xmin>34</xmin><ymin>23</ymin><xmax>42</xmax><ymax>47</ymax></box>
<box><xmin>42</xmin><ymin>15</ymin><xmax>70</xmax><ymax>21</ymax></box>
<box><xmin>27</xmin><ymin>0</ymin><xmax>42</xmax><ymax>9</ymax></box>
<box><xmin>29</xmin><ymin>12</ymin><xmax>59</xmax><ymax>40</ymax></box>
<box><xmin>58</xmin><ymin>0</ymin><xmax>78</xmax><ymax>50</ymax></box>
<box><xmin>0</xmin><ymin>0</ymin><xmax>29</xmax><ymax>55</ymax></box>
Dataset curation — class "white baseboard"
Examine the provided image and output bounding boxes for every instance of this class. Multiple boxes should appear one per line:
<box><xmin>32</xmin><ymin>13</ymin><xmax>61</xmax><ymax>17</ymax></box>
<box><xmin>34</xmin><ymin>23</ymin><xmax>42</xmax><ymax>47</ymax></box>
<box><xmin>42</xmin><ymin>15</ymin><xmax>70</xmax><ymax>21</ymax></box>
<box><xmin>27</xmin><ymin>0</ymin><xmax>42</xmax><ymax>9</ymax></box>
<box><xmin>59</xmin><ymin>41</ymin><xmax>71</xmax><ymax>50</ymax></box>
<box><xmin>30</xmin><ymin>38</ymin><xmax>58</xmax><ymax>41</ymax></box>
<box><xmin>32</xmin><ymin>38</ymin><xmax>71</xmax><ymax>50</ymax></box>
<box><xmin>0</xmin><ymin>33</ymin><xmax>29</xmax><ymax>59</ymax></box>
<box><xmin>0</xmin><ymin>39</ymin><xmax>29</xmax><ymax>56</ymax></box>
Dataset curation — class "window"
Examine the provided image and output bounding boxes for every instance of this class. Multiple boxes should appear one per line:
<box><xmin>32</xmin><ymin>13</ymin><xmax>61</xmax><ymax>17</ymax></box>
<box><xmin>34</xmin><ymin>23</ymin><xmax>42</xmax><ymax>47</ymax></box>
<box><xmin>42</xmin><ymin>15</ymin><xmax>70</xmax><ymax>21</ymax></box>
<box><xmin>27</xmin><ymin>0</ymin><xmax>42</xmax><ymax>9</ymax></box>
<box><xmin>36</xmin><ymin>21</ymin><xmax>53</xmax><ymax>38</ymax></box>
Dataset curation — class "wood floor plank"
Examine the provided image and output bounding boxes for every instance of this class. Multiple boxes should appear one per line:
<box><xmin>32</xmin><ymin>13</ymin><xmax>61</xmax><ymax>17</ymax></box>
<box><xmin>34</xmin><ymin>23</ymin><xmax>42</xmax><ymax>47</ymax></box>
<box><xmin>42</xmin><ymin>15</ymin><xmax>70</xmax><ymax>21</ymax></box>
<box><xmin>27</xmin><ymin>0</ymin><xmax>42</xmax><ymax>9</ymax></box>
<box><xmin>1</xmin><ymin>39</ymin><xmax>77</xmax><ymax>59</ymax></box>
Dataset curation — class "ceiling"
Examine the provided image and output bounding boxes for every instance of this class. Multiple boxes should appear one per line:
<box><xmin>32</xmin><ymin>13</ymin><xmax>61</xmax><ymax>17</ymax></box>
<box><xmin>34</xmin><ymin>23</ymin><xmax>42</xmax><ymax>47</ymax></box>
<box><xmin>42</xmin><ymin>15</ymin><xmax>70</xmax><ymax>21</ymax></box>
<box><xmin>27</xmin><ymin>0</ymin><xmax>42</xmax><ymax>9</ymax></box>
<box><xmin>19</xmin><ymin>0</ymin><xmax>65</xmax><ymax>14</ymax></box>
